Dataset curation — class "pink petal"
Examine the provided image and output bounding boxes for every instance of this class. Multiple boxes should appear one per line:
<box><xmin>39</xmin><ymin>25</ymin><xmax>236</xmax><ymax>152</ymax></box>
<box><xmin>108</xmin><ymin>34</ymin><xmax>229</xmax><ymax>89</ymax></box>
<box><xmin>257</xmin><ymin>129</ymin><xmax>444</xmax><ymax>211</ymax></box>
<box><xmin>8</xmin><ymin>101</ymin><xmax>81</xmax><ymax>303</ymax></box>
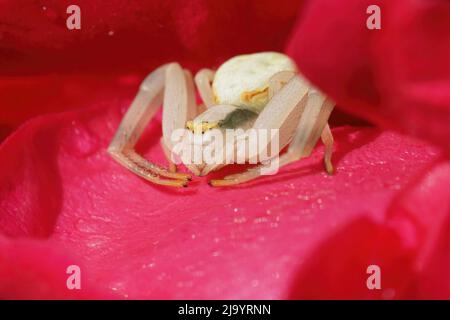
<box><xmin>288</xmin><ymin>0</ymin><xmax>450</xmax><ymax>152</ymax></box>
<box><xmin>0</xmin><ymin>87</ymin><xmax>443</xmax><ymax>298</ymax></box>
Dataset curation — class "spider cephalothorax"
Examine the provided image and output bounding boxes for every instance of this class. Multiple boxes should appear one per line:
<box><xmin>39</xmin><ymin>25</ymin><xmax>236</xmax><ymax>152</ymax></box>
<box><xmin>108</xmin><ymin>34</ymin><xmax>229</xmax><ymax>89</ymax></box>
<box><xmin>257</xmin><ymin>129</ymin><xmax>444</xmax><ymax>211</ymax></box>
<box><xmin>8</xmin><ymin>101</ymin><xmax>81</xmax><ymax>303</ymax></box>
<box><xmin>109</xmin><ymin>52</ymin><xmax>334</xmax><ymax>187</ymax></box>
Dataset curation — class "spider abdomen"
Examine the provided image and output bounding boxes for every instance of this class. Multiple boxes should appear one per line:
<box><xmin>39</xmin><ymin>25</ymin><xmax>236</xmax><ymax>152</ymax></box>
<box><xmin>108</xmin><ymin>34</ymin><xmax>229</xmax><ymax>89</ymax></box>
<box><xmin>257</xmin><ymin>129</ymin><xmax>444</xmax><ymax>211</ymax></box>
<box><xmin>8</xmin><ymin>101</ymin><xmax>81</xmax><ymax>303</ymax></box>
<box><xmin>212</xmin><ymin>52</ymin><xmax>297</xmax><ymax>112</ymax></box>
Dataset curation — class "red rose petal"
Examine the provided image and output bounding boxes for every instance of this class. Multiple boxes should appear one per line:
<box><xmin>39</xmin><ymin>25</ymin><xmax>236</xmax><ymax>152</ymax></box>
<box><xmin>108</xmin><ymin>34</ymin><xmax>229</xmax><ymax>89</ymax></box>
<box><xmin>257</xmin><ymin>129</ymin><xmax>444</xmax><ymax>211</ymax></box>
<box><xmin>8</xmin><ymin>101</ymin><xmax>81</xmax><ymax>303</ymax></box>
<box><xmin>0</xmin><ymin>74</ymin><xmax>140</xmax><ymax>142</ymax></box>
<box><xmin>1</xmin><ymin>0</ymin><xmax>449</xmax><ymax>300</ymax></box>
<box><xmin>289</xmin><ymin>159</ymin><xmax>450</xmax><ymax>299</ymax></box>
<box><xmin>0</xmin><ymin>90</ymin><xmax>442</xmax><ymax>298</ymax></box>
<box><xmin>287</xmin><ymin>0</ymin><xmax>450</xmax><ymax>152</ymax></box>
<box><xmin>0</xmin><ymin>0</ymin><xmax>303</xmax><ymax>139</ymax></box>
<box><xmin>0</xmin><ymin>235</ymin><xmax>105</xmax><ymax>299</ymax></box>
<box><xmin>0</xmin><ymin>0</ymin><xmax>302</xmax><ymax>75</ymax></box>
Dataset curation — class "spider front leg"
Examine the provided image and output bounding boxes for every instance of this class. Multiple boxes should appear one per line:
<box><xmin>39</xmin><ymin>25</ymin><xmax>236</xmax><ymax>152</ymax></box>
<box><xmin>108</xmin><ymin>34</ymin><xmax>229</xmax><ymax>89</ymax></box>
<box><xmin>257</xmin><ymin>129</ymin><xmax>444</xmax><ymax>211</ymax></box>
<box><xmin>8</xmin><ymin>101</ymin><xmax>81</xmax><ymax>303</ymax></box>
<box><xmin>269</xmin><ymin>71</ymin><xmax>335</xmax><ymax>175</ymax></box>
<box><xmin>108</xmin><ymin>63</ymin><xmax>197</xmax><ymax>187</ymax></box>
<box><xmin>210</xmin><ymin>74</ymin><xmax>334</xmax><ymax>187</ymax></box>
<box><xmin>194</xmin><ymin>68</ymin><xmax>216</xmax><ymax>110</ymax></box>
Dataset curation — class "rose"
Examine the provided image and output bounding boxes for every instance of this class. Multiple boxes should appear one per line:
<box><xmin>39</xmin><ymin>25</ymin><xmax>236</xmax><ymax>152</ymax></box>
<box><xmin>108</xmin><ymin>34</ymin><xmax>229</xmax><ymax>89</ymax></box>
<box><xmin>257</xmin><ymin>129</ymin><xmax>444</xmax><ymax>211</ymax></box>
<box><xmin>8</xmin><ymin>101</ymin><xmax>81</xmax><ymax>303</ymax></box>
<box><xmin>0</xmin><ymin>0</ymin><xmax>449</xmax><ymax>299</ymax></box>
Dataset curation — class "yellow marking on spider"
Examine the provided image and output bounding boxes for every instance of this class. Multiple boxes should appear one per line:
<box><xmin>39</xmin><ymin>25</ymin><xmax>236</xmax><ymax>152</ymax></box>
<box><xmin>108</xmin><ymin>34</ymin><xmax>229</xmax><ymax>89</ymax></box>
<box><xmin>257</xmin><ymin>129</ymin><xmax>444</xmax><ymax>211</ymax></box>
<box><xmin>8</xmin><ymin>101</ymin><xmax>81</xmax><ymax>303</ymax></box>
<box><xmin>240</xmin><ymin>87</ymin><xmax>269</xmax><ymax>110</ymax></box>
<box><xmin>186</xmin><ymin>120</ymin><xmax>220</xmax><ymax>133</ymax></box>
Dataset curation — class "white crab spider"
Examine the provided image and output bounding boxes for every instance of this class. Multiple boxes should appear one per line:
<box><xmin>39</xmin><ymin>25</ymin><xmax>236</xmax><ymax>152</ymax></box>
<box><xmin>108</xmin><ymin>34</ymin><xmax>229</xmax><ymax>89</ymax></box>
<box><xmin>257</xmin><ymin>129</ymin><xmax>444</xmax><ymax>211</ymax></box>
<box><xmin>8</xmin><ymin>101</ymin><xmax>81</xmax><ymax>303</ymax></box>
<box><xmin>108</xmin><ymin>52</ymin><xmax>335</xmax><ymax>187</ymax></box>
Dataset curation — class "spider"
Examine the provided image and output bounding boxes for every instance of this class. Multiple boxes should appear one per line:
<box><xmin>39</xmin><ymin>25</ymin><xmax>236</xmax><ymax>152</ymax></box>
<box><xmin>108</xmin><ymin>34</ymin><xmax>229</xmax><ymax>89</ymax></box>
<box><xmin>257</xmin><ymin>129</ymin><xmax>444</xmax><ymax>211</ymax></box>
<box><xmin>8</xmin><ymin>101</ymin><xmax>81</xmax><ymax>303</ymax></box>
<box><xmin>108</xmin><ymin>52</ymin><xmax>335</xmax><ymax>187</ymax></box>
